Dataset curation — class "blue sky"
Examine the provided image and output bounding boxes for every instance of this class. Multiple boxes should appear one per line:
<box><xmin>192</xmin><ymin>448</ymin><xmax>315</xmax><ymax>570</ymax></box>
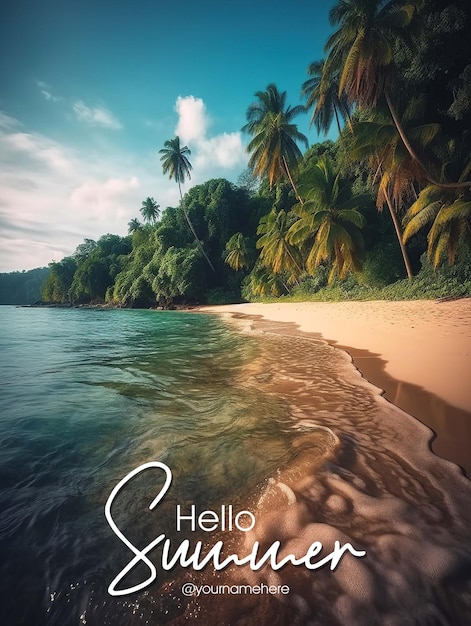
<box><xmin>0</xmin><ymin>0</ymin><xmax>336</xmax><ymax>272</ymax></box>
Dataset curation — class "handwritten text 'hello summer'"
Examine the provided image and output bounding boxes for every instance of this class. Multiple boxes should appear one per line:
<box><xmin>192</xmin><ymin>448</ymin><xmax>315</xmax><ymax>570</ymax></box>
<box><xmin>104</xmin><ymin>462</ymin><xmax>366</xmax><ymax>596</ymax></box>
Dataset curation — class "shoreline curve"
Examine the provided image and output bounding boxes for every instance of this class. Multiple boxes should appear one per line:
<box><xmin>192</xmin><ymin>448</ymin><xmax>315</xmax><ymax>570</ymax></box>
<box><xmin>199</xmin><ymin>299</ymin><xmax>471</xmax><ymax>476</ymax></box>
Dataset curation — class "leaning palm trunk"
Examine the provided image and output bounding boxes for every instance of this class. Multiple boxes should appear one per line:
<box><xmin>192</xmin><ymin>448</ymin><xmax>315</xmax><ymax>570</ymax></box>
<box><xmin>383</xmin><ymin>187</ymin><xmax>413</xmax><ymax>280</ymax></box>
<box><xmin>282</xmin><ymin>156</ymin><xmax>304</xmax><ymax>205</ymax></box>
<box><xmin>385</xmin><ymin>91</ymin><xmax>471</xmax><ymax>191</ymax></box>
<box><xmin>178</xmin><ymin>182</ymin><xmax>216</xmax><ymax>273</ymax></box>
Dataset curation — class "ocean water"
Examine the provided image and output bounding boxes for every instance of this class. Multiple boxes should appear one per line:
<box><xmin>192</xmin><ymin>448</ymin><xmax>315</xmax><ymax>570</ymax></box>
<box><xmin>1</xmin><ymin>306</ymin><xmax>471</xmax><ymax>626</ymax></box>
<box><xmin>0</xmin><ymin>306</ymin><xmax>315</xmax><ymax>625</ymax></box>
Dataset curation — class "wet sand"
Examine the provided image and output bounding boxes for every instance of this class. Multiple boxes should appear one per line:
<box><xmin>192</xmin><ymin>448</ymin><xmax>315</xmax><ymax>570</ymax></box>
<box><xmin>200</xmin><ymin>299</ymin><xmax>471</xmax><ymax>476</ymax></box>
<box><xmin>168</xmin><ymin>309</ymin><xmax>471</xmax><ymax>625</ymax></box>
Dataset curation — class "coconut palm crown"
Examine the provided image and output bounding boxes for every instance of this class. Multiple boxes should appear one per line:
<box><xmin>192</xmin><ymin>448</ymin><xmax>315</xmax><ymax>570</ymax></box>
<box><xmin>242</xmin><ymin>83</ymin><xmax>308</xmax><ymax>195</ymax></box>
<box><xmin>301</xmin><ymin>59</ymin><xmax>352</xmax><ymax>136</ymax></box>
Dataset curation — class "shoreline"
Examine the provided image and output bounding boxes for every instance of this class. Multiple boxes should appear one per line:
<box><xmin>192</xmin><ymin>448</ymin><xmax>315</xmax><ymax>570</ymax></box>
<box><xmin>200</xmin><ymin>299</ymin><xmax>471</xmax><ymax>476</ymax></box>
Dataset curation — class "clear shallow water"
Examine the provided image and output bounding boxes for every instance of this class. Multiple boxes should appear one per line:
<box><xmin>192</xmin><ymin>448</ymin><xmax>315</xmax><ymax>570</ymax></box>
<box><xmin>1</xmin><ymin>307</ymin><xmax>471</xmax><ymax>626</ymax></box>
<box><xmin>0</xmin><ymin>307</ymin><xmax>308</xmax><ymax>625</ymax></box>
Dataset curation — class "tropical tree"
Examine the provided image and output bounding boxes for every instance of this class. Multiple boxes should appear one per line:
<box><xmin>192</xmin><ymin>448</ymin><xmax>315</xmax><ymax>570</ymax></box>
<box><xmin>256</xmin><ymin>209</ymin><xmax>303</xmax><ymax>283</ymax></box>
<box><xmin>325</xmin><ymin>0</ymin><xmax>471</xmax><ymax>189</ymax></box>
<box><xmin>403</xmin><ymin>183</ymin><xmax>471</xmax><ymax>267</ymax></box>
<box><xmin>224</xmin><ymin>232</ymin><xmax>253</xmax><ymax>271</ymax></box>
<box><xmin>242</xmin><ymin>83</ymin><xmax>308</xmax><ymax>200</ymax></box>
<box><xmin>243</xmin><ymin>262</ymin><xmax>290</xmax><ymax>298</ymax></box>
<box><xmin>127</xmin><ymin>218</ymin><xmax>142</xmax><ymax>234</ymax></box>
<box><xmin>42</xmin><ymin>257</ymin><xmax>77</xmax><ymax>304</ymax></box>
<box><xmin>151</xmin><ymin>246</ymin><xmax>207</xmax><ymax>307</ymax></box>
<box><xmin>159</xmin><ymin>137</ymin><xmax>215</xmax><ymax>271</ymax></box>
<box><xmin>348</xmin><ymin>96</ymin><xmax>441</xmax><ymax>278</ymax></box>
<box><xmin>140</xmin><ymin>197</ymin><xmax>160</xmax><ymax>224</ymax></box>
<box><xmin>288</xmin><ymin>156</ymin><xmax>366</xmax><ymax>282</ymax></box>
<box><xmin>301</xmin><ymin>59</ymin><xmax>352</xmax><ymax>136</ymax></box>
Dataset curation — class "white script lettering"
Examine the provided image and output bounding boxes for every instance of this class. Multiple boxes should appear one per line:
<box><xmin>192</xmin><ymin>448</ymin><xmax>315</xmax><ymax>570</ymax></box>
<box><xmin>104</xmin><ymin>462</ymin><xmax>366</xmax><ymax>596</ymax></box>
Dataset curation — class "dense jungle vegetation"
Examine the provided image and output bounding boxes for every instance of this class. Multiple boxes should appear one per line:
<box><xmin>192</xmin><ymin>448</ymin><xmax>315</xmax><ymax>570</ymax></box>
<box><xmin>10</xmin><ymin>0</ymin><xmax>470</xmax><ymax>307</ymax></box>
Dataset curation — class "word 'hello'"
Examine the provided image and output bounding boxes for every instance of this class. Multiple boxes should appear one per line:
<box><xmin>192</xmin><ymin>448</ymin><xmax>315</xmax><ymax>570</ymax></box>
<box><xmin>176</xmin><ymin>505</ymin><xmax>255</xmax><ymax>532</ymax></box>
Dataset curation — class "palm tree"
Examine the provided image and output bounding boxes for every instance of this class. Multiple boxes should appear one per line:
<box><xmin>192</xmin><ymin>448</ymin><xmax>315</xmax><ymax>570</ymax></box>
<box><xmin>349</xmin><ymin>96</ymin><xmax>441</xmax><ymax>278</ymax></box>
<box><xmin>242</xmin><ymin>83</ymin><xmax>308</xmax><ymax>200</ymax></box>
<box><xmin>325</xmin><ymin>0</ymin><xmax>471</xmax><ymax>189</ymax></box>
<box><xmin>224</xmin><ymin>233</ymin><xmax>253</xmax><ymax>271</ymax></box>
<box><xmin>326</xmin><ymin>0</ymin><xmax>417</xmax><ymax>108</ymax></box>
<box><xmin>139</xmin><ymin>197</ymin><xmax>160</xmax><ymax>225</ymax></box>
<box><xmin>246</xmin><ymin>263</ymin><xmax>290</xmax><ymax>298</ymax></box>
<box><xmin>127</xmin><ymin>218</ymin><xmax>142</xmax><ymax>234</ymax></box>
<box><xmin>288</xmin><ymin>156</ymin><xmax>366</xmax><ymax>282</ymax></box>
<box><xmin>256</xmin><ymin>209</ymin><xmax>303</xmax><ymax>283</ymax></box>
<box><xmin>159</xmin><ymin>137</ymin><xmax>215</xmax><ymax>272</ymax></box>
<box><xmin>403</xmin><ymin>184</ymin><xmax>471</xmax><ymax>267</ymax></box>
<box><xmin>301</xmin><ymin>59</ymin><xmax>352</xmax><ymax>136</ymax></box>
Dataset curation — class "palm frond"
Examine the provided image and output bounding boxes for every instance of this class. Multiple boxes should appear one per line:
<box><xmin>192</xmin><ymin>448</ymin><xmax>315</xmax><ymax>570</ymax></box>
<box><xmin>403</xmin><ymin>204</ymin><xmax>441</xmax><ymax>241</ymax></box>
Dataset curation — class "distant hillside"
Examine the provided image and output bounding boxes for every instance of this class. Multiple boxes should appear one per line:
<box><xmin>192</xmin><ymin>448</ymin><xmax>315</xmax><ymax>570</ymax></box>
<box><xmin>0</xmin><ymin>267</ymin><xmax>50</xmax><ymax>304</ymax></box>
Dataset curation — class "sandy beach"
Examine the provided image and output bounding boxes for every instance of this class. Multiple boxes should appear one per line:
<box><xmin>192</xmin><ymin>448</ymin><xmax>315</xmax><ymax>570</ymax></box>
<box><xmin>201</xmin><ymin>299</ymin><xmax>471</xmax><ymax>474</ymax></box>
<box><xmin>180</xmin><ymin>298</ymin><xmax>471</xmax><ymax>624</ymax></box>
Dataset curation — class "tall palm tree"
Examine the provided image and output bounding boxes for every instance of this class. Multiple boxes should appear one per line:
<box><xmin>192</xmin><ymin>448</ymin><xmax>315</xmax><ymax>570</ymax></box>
<box><xmin>301</xmin><ymin>59</ymin><xmax>352</xmax><ymax>136</ymax></box>
<box><xmin>288</xmin><ymin>156</ymin><xmax>366</xmax><ymax>282</ymax></box>
<box><xmin>256</xmin><ymin>209</ymin><xmax>303</xmax><ymax>283</ymax></box>
<box><xmin>349</xmin><ymin>96</ymin><xmax>441</xmax><ymax>278</ymax></box>
<box><xmin>139</xmin><ymin>197</ymin><xmax>160</xmax><ymax>225</ymax></box>
<box><xmin>159</xmin><ymin>137</ymin><xmax>215</xmax><ymax>272</ymax></box>
<box><xmin>127</xmin><ymin>218</ymin><xmax>142</xmax><ymax>234</ymax></box>
<box><xmin>326</xmin><ymin>0</ymin><xmax>416</xmax><ymax>108</ymax></box>
<box><xmin>325</xmin><ymin>0</ymin><xmax>471</xmax><ymax>189</ymax></box>
<box><xmin>242</xmin><ymin>83</ymin><xmax>308</xmax><ymax>200</ymax></box>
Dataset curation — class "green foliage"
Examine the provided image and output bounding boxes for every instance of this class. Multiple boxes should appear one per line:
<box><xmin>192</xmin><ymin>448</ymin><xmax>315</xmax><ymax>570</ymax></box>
<box><xmin>381</xmin><ymin>252</ymin><xmax>471</xmax><ymax>299</ymax></box>
<box><xmin>326</xmin><ymin>0</ymin><xmax>418</xmax><ymax>108</ymax></box>
<box><xmin>0</xmin><ymin>267</ymin><xmax>50</xmax><ymax>304</ymax></box>
<box><xmin>224</xmin><ymin>233</ymin><xmax>254</xmax><ymax>272</ymax></box>
<box><xmin>43</xmin><ymin>235</ymin><xmax>131</xmax><ymax>304</ymax></box>
<box><xmin>257</xmin><ymin>209</ymin><xmax>303</xmax><ymax>280</ymax></box>
<box><xmin>241</xmin><ymin>263</ymin><xmax>290</xmax><ymax>300</ymax></box>
<box><xmin>290</xmin><ymin>267</ymin><xmax>329</xmax><ymax>297</ymax></box>
<box><xmin>109</xmin><ymin>236</ymin><xmax>158</xmax><ymax>307</ymax></box>
<box><xmin>43</xmin><ymin>257</ymin><xmax>77</xmax><ymax>303</ymax></box>
<box><xmin>360</xmin><ymin>240</ymin><xmax>407</xmax><ymax>288</ymax></box>
<box><xmin>288</xmin><ymin>155</ymin><xmax>366</xmax><ymax>282</ymax></box>
<box><xmin>404</xmin><ymin>184</ymin><xmax>471</xmax><ymax>267</ymax></box>
<box><xmin>35</xmin><ymin>5</ymin><xmax>471</xmax><ymax>307</ymax></box>
<box><xmin>151</xmin><ymin>247</ymin><xmax>206</xmax><ymax>306</ymax></box>
<box><xmin>247</xmin><ymin>252</ymin><xmax>471</xmax><ymax>302</ymax></box>
<box><xmin>301</xmin><ymin>59</ymin><xmax>352</xmax><ymax>135</ymax></box>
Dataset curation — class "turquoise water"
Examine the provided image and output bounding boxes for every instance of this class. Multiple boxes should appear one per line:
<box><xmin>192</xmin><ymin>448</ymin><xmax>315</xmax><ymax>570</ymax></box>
<box><xmin>0</xmin><ymin>306</ymin><xmax>300</xmax><ymax>625</ymax></box>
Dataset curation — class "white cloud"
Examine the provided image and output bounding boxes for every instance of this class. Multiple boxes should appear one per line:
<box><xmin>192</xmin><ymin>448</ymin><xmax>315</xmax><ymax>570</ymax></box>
<box><xmin>36</xmin><ymin>81</ymin><xmax>61</xmax><ymax>103</ymax></box>
<box><xmin>0</xmin><ymin>113</ymin><xmax>179</xmax><ymax>272</ymax></box>
<box><xmin>41</xmin><ymin>90</ymin><xmax>60</xmax><ymax>102</ymax></box>
<box><xmin>0</xmin><ymin>95</ymin><xmax>248</xmax><ymax>272</ymax></box>
<box><xmin>70</xmin><ymin>176</ymin><xmax>139</xmax><ymax>222</ymax></box>
<box><xmin>194</xmin><ymin>133</ymin><xmax>245</xmax><ymax>170</ymax></box>
<box><xmin>175</xmin><ymin>95</ymin><xmax>208</xmax><ymax>143</ymax></box>
<box><xmin>174</xmin><ymin>95</ymin><xmax>246</xmax><ymax>178</ymax></box>
<box><xmin>73</xmin><ymin>101</ymin><xmax>122</xmax><ymax>130</ymax></box>
<box><xmin>2</xmin><ymin>131</ymin><xmax>72</xmax><ymax>173</ymax></box>
<box><xmin>0</xmin><ymin>112</ymin><xmax>21</xmax><ymax>130</ymax></box>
